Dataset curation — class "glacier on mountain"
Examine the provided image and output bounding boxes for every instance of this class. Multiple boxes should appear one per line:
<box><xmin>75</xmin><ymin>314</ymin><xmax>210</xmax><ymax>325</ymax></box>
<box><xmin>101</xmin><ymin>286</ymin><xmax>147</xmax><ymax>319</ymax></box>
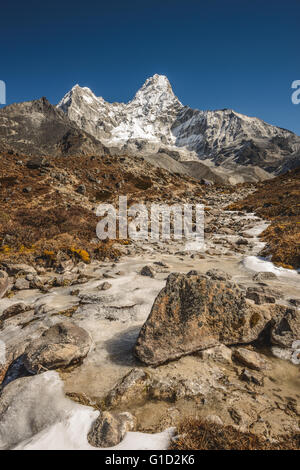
<box><xmin>57</xmin><ymin>74</ymin><xmax>300</xmax><ymax>174</ymax></box>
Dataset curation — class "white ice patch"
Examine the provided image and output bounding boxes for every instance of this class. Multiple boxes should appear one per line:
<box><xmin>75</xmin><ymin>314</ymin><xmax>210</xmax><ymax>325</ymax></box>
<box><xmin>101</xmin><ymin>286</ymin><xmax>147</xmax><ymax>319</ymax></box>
<box><xmin>243</xmin><ymin>256</ymin><xmax>300</xmax><ymax>279</ymax></box>
<box><xmin>0</xmin><ymin>371</ymin><xmax>173</xmax><ymax>451</ymax></box>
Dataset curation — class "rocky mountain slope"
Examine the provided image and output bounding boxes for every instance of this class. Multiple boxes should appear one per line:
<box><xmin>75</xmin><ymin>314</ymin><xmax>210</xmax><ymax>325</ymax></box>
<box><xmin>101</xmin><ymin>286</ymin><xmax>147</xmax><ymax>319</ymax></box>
<box><xmin>0</xmin><ymin>97</ymin><xmax>107</xmax><ymax>156</ymax></box>
<box><xmin>58</xmin><ymin>74</ymin><xmax>300</xmax><ymax>177</ymax></box>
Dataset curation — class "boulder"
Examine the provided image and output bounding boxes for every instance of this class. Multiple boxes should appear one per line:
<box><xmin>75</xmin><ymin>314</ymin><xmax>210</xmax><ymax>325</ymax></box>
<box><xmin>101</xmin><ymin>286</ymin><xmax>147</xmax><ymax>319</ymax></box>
<box><xmin>205</xmin><ymin>269</ymin><xmax>232</xmax><ymax>281</ymax></box>
<box><xmin>105</xmin><ymin>368</ymin><xmax>148</xmax><ymax>408</ymax></box>
<box><xmin>140</xmin><ymin>265</ymin><xmax>155</xmax><ymax>278</ymax></box>
<box><xmin>270</xmin><ymin>308</ymin><xmax>299</xmax><ymax>348</ymax></box>
<box><xmin>2</xmin><ymin>263</ymin><xmax>37</xmax><ymax>277</ymax></box>
<box><xmin>87</xmin><ymin>411</ymin><xmax>136</xmax><ymax>448</ymax></box>
<box><xmin>98</xmin><ymin>282</ymin><xmax>112</xmax><ymax>291</ymax></box>
<box><xmin>26</xmin><ymin>157</ymin><xmax>49</xmax><ymax>170</ymax></box>
<box><xmin>76</xmin><ymin>184</ymin><xmax>86</xmax><ymax>195</ymax></box>
<box><xmin>0</xmin><ymin>302</ymin><xmax>28</xmax><ymax>322</ymax></box>
<box><xmin>240</xmin><ymin>368</ymin><xmax>264</xmax><ymax>386</ymax></box>
<box><xmin>14</xmin><ymin>278</ymin><xmax>30</xmax><ymax>290</ymax></box>
<box><xmin>245</xmin><ymin>288</ymin><xmax>276</xmax><ymax>305</ymax></box>
<box><xmin>134</xmin><ymin>272</ymin><xmax>287</xmax><ymax>366</ymax></box>
<box><xmin>0</xmin><ymin>271</ymin><xmax>8</xmax><ymax>299</ymax></box>
<box><xmin>23</xmin><ymin>321</ymin><xmax>92</xmax><ymax>373</ymax></box>
<box><xmin>232</xmin><ymin>347</ymin><xmax>269</xmax><ymax>371</ymax></box>
<box><xmin>199</xmin><ymin>344</ymin><xmax>232</xmax><ymax>364</ymax></box>
<box><xmin>252</xmin><ymin>272</ymin><xmax>277</xmax><ymax>282</ymax></box>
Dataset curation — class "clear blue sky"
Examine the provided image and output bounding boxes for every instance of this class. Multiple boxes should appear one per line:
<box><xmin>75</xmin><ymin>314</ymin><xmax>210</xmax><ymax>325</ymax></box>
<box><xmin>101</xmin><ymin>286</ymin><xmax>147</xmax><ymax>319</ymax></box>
<box><xmin>1</xmin><ymin>0</ymin><xmax>300</xmax><ymax>134</ymax></box>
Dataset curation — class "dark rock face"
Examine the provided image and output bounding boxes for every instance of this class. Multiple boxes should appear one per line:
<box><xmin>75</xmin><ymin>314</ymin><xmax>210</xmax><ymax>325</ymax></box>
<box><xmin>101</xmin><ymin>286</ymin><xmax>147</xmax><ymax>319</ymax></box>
<box><xmin>134</xmin><ymin>272</ymin><xmax>288</xmax><ymax>366</ymax></box>
<box><xmin>23</xmin><ymin>321</ymin><xmax>92</xmax><ymax>373</ymax></box>
<box><xmin>0</xmin><ymin>97</ymin><xmax>106</xmax><ymax>156</ymax></box>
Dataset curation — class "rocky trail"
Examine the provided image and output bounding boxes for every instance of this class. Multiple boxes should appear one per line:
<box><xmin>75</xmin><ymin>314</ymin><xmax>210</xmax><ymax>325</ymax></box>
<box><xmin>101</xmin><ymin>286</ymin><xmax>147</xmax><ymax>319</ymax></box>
<box><xmin>0</xmin><ymin>187</ymin><xmax>299</xmax><ymax>450</ymax></box>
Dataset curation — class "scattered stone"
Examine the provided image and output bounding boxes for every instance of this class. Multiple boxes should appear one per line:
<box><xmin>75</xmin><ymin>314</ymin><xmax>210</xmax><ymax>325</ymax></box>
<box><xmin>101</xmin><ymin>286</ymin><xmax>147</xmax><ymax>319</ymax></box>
<box><xmin>87</xmin><ymin>411</ymin><xmax>136</xmax><ymax>448</ymax></box>
<box><xmin>140</xmin><ymin>265</ymin><xmax>155</xmax><ymax>278</ymax></box>
<box><xmin>98</xmin><ymin>282</ymin><xmax>112</xmax><ymax>291</ymax></box>
<box><xmin>154</xmin><ymin>261</ymin><xmax>170</xmax><ymax>268</ymax></box>
<box><xmin>0</xmin><ymin>302</ymin><xmax>28</xmax><ymax>322</ymax></box>
<box><xmin>246</xmin><ymin>288</ymin><xmax>276</xmax><ymax>305</ymax></box>
<box><xmin>236</xmin><ymin>238</ymin><xmax>248</xmax><ymax>245</ymax></box>
<box><xmin>106</xmin><ymin>368</ymin><xmax>148</xmax><ymax>408</ymax></box>
<box><xmin>289</xmin><ymin>298</ymin><xmax>300</xmax><ymax>308</ymax></box>
<box><xmin>205</xmin><ymin>269</ymin><xmax>232</xmax><ymax>281</ymax></box>
<box><xmin>240</xmin><ymin>368</ymin><xmax>264</xmax><ymax>386</ymax></box>
<box><xmin>270</xmin><ymin>307</ymin><xmax>300</xmax><ymax>348</ymax></box>
<box><xmin>14</xmin><ymin>278</ymin><xmax>30</xmax><ymax>290</ymax></box>
<box><xmin>134</xmin><ymin>272</ymin><xmax>284</xmax><ymax>366</ymax></box>
<box><xmin>3</xmin><ymin>263</ymin><xmax>37</xmax><ymax>277</ymax></box>
<box><xmin>233</xmin><ymin>347</ymin><xmax>269</xmax><ymax>371</ymax></box>
<box><xmin>26</xmin><ymin>157</ymin><xmax>49</xmax><ymax>169</ymax></box>
<box><xmin>22</xmin><ymin>186</ymin><xmax>32</xmax><ymax>193</ymax></box>
<box><xmin>199</xmin><ymin>344</ymin><xmax>232</xmax><ymax>364</ymax></box>
<box><xmin>23</xmin><ymin>321</ymin><xmax>92</xmax><ymax>373</ymax></box>
<box><xmin>103</xmin><ymin>273</ymin><xmax>115</xmax><ymax>279</ymax></box>
<box><xmin>253</xmin><ymin>272</ymin><xmax>277</xmax><ymax>282</ymax></box>
<box><xmin>76</xmin><ymin>184</ymin><xmax>86</xmax><ymax>195</ymax></box>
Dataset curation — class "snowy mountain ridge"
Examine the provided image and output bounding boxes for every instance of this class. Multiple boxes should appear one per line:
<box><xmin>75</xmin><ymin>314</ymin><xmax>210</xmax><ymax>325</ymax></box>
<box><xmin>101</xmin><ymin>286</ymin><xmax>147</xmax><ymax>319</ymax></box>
<box><xmin>58</xmin><ymin>74</ymin><xmax>300</xmax><ymax>173</ymax></box>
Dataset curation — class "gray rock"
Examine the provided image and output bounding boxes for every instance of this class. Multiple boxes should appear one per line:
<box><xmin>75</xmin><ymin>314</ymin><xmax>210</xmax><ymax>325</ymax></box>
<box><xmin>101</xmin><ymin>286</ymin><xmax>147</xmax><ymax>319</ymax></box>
<box><xmin>76</xmin><ymin>184</ymin><xmax>86</xmax><ymax>195</ymax></box>
<box><xmin>246</xmin><ymin>288</ymin><xmax>276</xmax><ymax>305</ymax></box>
<box><xmin>134</xmin><ymin>272</ymin><xmax>287</xmax><ymax>366</ymax></box>
<box><xmin>240</xmin><ymin>368</ymin><xmax>264</xmax><ymax>386</ymax></box>
<box><xmin>253</xmin><ymin>272</ymin><xmax>277</xmax><ymax>282</ymax></box>
<box><xmin>233</xmin><ymin>347</ymin><xmax>269</xmax><ymax>371</ymax></box>
<box><xmin>0</xmin><ymin>302</ymin><xmax>28</xmax><ymax>322</ymax></box>
<box><xmin>270</xmin><ymin>308</ymin><xmax>300</xmax><ymax>348</ymax></box>
<box><xmin>3</xmin><ymin>263</ymin><xmax>37</xmax><ymax>277</ymax></box>
<box><xmin>26</xmin><ymin>157</ymin><xmax>49</xmax><ymax>169</ymax></box>
<box><xmin>98</xmin><ymin>282</ymin><xmax>112</xmax><ymax>291</ymax></box>
<box><xmin>205</xmin><ymin>269</ymin><xmax>232</xmax><ymax>281</ymax></box>
<box><xmin>24</xmin><ymin>321</ymin><xmax>92</xmax><ymax>373</ymax></box>
<box><xmin>87</xmin><ymin>411</ymin><xmax>136</xmax><ymax>448</ymax></box>
<box><xmin>199</xmin><ymin>344</ymin><xmax>232</xmax><ymax>364</ymax></box>
<box><xmin>140</xmin><ymin>265</ymin><xmax>155</xmax><ymax>278</ymax></box>
<box><xmin>14</xmin><ymin>278</ymin><xmax>30</xmax><ymax>290</ymax></box>
<box><xmin>22</xmin><ymin>186</ymin><xmax>32</xmax><ymax>193</ymax></box>
<box><xmin>106</xmin><ymin>368</ymin><xmax>148</xmax><ymax>408</ymax></box>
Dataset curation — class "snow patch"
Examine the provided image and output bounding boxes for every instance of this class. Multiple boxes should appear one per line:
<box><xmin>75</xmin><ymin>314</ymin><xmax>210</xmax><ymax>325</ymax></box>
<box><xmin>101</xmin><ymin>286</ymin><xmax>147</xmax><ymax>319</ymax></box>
<box><xmin>0</xmin><ymin>371</ymin><xmax>173</xmax><ymax>451</ymax></box>
<box><xmin>243</xmin><ymin>256</ymin><xmax>300</xmax><ymax>279</ymax></box>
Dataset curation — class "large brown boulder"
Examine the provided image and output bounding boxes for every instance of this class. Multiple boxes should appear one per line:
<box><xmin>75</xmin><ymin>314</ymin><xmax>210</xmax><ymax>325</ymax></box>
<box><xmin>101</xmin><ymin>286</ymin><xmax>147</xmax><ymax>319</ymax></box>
<box><xmin>134</xmin><ymin>272</ymin><xmax>288</xmax><ymax>366</ymax></box>
<box><xmin>24</xmin><ymin>321</ymin><xmax>92</xmax><ymax>373</ymax></box>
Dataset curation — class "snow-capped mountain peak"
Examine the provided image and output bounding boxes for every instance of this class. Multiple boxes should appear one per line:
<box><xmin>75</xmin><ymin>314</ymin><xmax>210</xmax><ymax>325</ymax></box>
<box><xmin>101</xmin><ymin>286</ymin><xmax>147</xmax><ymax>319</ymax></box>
<box><xmin>57</xmin><ymin>74</ymin><xmax>300</xmax><ymax>172</ymax></box>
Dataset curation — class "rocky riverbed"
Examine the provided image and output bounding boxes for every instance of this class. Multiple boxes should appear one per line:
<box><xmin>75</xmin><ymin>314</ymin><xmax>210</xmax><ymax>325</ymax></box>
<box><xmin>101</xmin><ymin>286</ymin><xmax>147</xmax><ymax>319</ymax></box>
<box><xmin>0</xmin><ymin>188</ymin><xmax>299</xmax><ymax>450</ymax></box>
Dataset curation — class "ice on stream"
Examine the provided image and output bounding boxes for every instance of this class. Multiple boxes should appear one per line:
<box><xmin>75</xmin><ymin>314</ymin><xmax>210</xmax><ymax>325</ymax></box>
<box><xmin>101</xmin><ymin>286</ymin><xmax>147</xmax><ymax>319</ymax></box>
<box><xmin>0</xmin><ymin>371</ymin><xmax>173</xmax><ymax>451</ymax></box>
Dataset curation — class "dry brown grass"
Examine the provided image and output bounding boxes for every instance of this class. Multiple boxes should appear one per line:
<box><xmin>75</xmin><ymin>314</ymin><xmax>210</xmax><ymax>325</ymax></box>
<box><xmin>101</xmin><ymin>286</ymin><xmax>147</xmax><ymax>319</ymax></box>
<box><xmin>170</xmin><ymin>418</ymin><xmax>300</xmax><ymax>450</ymax></box>
<box><xmin>0</xmin><ymin>151</ymin><xmax>203</xmax><ymax>265</ymax></box>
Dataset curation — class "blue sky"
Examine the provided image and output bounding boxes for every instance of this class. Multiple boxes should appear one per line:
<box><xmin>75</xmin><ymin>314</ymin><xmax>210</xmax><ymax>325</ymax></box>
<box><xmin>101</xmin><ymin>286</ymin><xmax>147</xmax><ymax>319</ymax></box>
<box><xmin>1</xmin><ymin>0</ymin><xmax>300</xmax><ymax>134</ymax></box>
